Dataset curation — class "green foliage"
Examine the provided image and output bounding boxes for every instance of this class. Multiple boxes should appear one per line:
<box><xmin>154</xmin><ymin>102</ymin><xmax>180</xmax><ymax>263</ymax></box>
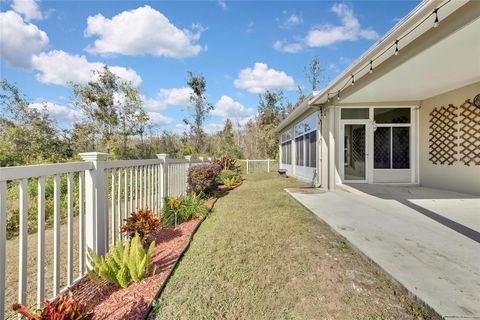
<box><xmin>120</xmin><ymin>208</ymin><xmax>160</xmax><ymax>242</ymax></box>
<box><xmin>161</xmin><ymin>194</ymin><xmax>207</xmax><ymax>227</ymax></box>
<box><xmin>88</xmin><ymin>234</ymin><xmax>155</xmax><ymax>288</ymax></box>
<box><xmin>217</xmin><ymin>169</ymin><xmax>241</xmax><ymax>187</ymax></box>
<box><xmin>187</xmin><ymin>163</ymin><xmax>221</xmax><ymax>195</ymax></box>
<box><xmin>183</xmin><ymin>71</ymin><xmax>213</xmax><ymax>154</ymax></box>
<box><xmin>0</xmin><ymin>80</ymin><xmax>71</xmax><ymax>166</ymax></box>
<box><xmin>71</xmin><ymin>66</ymin><xmax>149</xmax><ymax>158</ymax></box>
<box><xmin>213</xmin><ymin>157</ymin><xmax>241</xmax><ymax>174</ymax></box>
<box><xmin>221</xmin><ymin>176</ymin><xmax>239</xmax><ymax>187</ymax></box>
<box><xmin>13</xmin><ymin>292</ymin><xmax>93</xmax><ymax>320</ymax></box>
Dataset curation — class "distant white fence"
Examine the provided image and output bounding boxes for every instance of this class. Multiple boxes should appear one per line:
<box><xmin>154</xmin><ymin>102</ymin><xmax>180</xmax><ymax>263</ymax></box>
<box><xmin>0</xmin><ymin>153</ymin><xmax>208</xmax><ymax>318</ymax></box>
<box><xmin>238</xmin><ymin>159</ymin><xmax>278</xmax><ymax>174</ymax></box>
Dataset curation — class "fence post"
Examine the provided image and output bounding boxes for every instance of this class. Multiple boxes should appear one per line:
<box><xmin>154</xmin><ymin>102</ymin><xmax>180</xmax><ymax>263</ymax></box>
<box><xmin>0</xmin><ymin>180</ymin><xmax>6</xmax><ymax>316</ymax></box>
<box><xmin>246</xmin><ymin>159</ymin><xmax>249</xmax><ymax>174</ymax></box>
<box><xmin>157</xmin><ymin>154</ymin><xmax>168</xmax><ymax>209</ymax></box>
<box><xmin>79</xmin><ymin>152</ymin><xmax>109</xmax><ymax>259</ymax></box>
<box><xmin>184</xmin><ymin>155</ymin><xmax>192</xmax><ymax>193</ymax></box>
<box><xmin>267</xmin><ymin>159</ymin><xmax>270</xmax><ymax>173</ymax></box>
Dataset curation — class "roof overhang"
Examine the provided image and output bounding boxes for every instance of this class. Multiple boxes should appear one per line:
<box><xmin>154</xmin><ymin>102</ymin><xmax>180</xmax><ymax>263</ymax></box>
<box><xmin>277</xmin><ymin>0</ymin><xmax>480</xmax><ymax>131</ymax></box>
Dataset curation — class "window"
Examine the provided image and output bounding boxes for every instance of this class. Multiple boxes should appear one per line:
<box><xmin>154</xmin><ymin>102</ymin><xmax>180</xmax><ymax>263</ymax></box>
<box><xmin>341</xmin><ymin>108</ymin><xmax>369</xmax><ymax>120</ymax></box>
<box><xmin>281</xmin><ymin>141</ymin><xmax>292</xmax><ymax>165</ymax></box>
<box><xmin>296</xmin><ymin>136</ymin><xmax>304</xmax><ymax>166</ymax></box>
<box><xmin>374</xmin><ymin>127</ymin><xmax>410</xmax><ymax>169</ymax></box>
<box><xmin>309</xmin><ymin>131</ymin><xmax>317</xmax><ymax>168</ymax></box>
<box><xmin>374</xmin><ymin>108</ymin><xmax>410</xmax><ymax>124</ymax></box>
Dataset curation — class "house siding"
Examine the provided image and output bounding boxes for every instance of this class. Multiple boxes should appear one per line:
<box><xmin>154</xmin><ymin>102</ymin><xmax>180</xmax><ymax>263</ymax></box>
<box><xmin>419</xmin><ymin>81</ymin><xmax>480</xmax><ymax>195</ymax></box>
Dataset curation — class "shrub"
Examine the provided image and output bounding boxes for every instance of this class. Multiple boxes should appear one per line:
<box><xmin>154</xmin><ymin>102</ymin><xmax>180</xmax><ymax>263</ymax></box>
<box><xmin>217</xmin><ymin>169</ymin><xmax>239</xmax><ymax>183</ymax></box>
<box><xmin>221</xmin><ymin>176</ymin><xmax>239</xmax><ymax>187</ymax></box>
<box><xmin>88</xmin><ymin>234</ymin><xmax>155</xmax><ymax>288</ymax></box>
<box><xmin>13</xmin><ymin>292</ymin><xmax>93</xmax><ymax>320</ymax></box>
<box><xmin>213</xmin><ymin>156</ymin><xmax>241</xmax><ymax>173</ymax></box>
<box><xmin>120</xmin><ymin>208</ymin><xmax>160</xmax><ymax>242</ymax></box>
<box><xmin>187</xmin><ymin>163</ymin><xmax>221</xmax><ymax>195</ymax></box>
<box><xmin>161</xmin><ymin>194</ymin><xmax>208</xmax><ymax>227</ymax></box>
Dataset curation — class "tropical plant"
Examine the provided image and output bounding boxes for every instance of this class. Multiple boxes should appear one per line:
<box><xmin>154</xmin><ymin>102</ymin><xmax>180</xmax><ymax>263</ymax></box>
<box><xmin>217</xmin><ymin>169</ymin><xmax>240</xmax><ymax>183</ymax></box>
<box><xmin>187</xmin><ymin>163</ymin><xmax>221</xmax><ymax>195</ymax></box>
<box><xmin>213</xmin><ymin>156</ymin><xmax>241</xmax><ymax>174</ymax></box>
<box><xmin>221</xmin><ymin>176</ymin><xmax>239</xmax><ymax>187</ymax></box>
<box><xmin>161</xmin><ymin>194</ymin><xmax>207</xmax><ymax>227</ymax></box>
<box><xmin>120</xmin><ymin>208</ymin><xmax>160</xmax><ymax>242</ymax></box>
<box><xmin>12</xmin><ymin>292</ymin><xmax>93</xmax><ymax>320</ymax></box>
<box><xmin>88</xmin><ymin>233</ymin><xmax>155</xmax><ymax>288</ymax></box>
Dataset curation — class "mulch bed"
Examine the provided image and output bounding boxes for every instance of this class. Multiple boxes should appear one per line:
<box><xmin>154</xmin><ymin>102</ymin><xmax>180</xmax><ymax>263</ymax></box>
<box><xmin>69</xmin><ymin>217</ymin><xmax>202</xmax><ymax>320</ymax></box>
<box><xmin>217</xmin><ymin>181</ymin><xmax>243</xmax><ymax>193</ymax></box>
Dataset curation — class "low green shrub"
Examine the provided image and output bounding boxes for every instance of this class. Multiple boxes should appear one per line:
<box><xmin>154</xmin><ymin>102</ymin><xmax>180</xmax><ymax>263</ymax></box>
<box><xmin>217</xmin><ymin>169</ymin><xmax>238</xmax><ymax>182</ymax></box>
<box><xmin>221</xmin><ymin>176</ymin><xmax>239</xmax><ymax>187</ymax></box>
<box><xmin>161</xmin><ymin>194</ymin><xmax>208</xmax><ymax>227</ymax></box>
<box><xmin>187</xmin><ymin>163</ymin><xmax>221</xmax><ymax>195</ymax></box>
<box><xmin>88</xmin><ymin>234</ymin><xmax>155</xmax><ymax>288</ymax></box>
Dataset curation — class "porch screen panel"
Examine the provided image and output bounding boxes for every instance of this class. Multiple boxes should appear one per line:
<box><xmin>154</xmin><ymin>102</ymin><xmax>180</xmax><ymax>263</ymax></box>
<box><xmin>296</xmin><ymin>136</ymin><xmax>304</xmax><ymax>166</ymax></box>
<box><xmin>309</xmin><ymin>131</ymin><xmax>317</xmax><ymax>168</ymax></box>
<box><xmin>374</xmin><ymin>127</ymin><xmax>391</xmax><ymax>169</ymax></box>
<box><xmin>392</xmin><ymin>127</ymin><xmax>410</xmax><ymax>168</ymax></box>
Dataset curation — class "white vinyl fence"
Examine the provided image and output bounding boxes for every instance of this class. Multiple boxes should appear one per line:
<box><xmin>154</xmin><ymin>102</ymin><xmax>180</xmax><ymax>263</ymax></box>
<box><xmin>238</xmin><ymin>159</ymin><xmax>278</xmax><ymax>174</ymax></box>
<box><xmin>0</xmin><ymin>153</ymin><xmax>208</xmax><ymax>318</ymax></box>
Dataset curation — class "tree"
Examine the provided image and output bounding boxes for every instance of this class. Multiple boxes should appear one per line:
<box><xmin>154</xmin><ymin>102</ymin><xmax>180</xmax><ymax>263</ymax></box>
<box><xmin>71</xmin><ymin>66</ymin><xmax>149</xmax><ymax>158</ymax></box>
<box><xmin>184</xmin><ymin>71</ymin><xmax>213</xmax><ymax>154</ymax></box>
<box><xmin>304</xmin><ymin>56</ymin><xmax>324</xmax><ymax>91</ymax></box>
<box><xmin>257</xmin><ymin>89</ymin><xmax>286</xmax><ymax>126</ymax></box>
<box><xmin>0</xmin><ymin>80</ymin><xmax>70</xmax><ymax>166</ymax></box>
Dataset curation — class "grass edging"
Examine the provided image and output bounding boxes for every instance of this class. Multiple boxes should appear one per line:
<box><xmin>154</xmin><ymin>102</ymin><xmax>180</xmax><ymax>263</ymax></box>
<box><xmin>284</xmin><ymin>188</ymin><xmax>440</xmax><ymax>320</ymax></box>
<box><xmin>141</xmin><ymin>215</ymin><xmax>206</xmax><ymax>320</ymax></box>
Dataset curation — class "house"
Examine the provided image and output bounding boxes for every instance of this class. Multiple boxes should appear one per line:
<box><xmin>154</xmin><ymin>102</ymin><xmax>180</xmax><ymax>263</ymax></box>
<box><xmin>276</xmin><ymin>0</ymin><xmax>480</xmax><ymax>195</ymax></box>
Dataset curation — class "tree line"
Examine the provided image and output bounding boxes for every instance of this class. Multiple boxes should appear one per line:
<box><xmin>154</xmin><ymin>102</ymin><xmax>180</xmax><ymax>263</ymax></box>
<box><xmin>0</xmin><ymin>57</ymin><xmax>324</xmax><ymax>166</ymax></box>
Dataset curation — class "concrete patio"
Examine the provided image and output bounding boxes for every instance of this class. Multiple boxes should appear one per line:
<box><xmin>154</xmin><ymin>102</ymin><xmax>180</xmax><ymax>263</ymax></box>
<box><xmin>286</xmin><ymin>184</ymin><xmax>480</xmax><ymax>320</ymax></box>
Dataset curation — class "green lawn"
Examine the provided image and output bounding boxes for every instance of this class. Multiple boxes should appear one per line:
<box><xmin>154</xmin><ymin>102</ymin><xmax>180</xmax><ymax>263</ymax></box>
<box><xmin>151</xmin><ymin>172</ymin><xmax>432</xmax><ymax>320</ymax></box>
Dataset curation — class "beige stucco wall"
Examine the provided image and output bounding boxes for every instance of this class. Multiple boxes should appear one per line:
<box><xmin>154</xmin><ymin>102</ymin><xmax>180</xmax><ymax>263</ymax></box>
<box><xmin>419</xmin><ymin>81</ymin><xmax>480</xmax><ymax>195</ymax></box>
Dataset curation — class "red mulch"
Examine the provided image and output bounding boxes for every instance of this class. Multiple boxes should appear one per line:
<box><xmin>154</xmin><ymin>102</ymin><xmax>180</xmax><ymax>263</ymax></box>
<box><xmin>69</xmin><ymin>217</ymin><xmax>202</xmax><ymax>320</ymax></box>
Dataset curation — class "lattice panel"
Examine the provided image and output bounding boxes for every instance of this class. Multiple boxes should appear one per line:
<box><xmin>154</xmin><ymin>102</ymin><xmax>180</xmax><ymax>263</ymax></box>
<box><xmin>352</xmin><ymin>127</ymin><xmax>365</xmax><ymax>167</ymax></box>
<box><xmin>429</xmin><ymin>104</ymin><xmax>458</xmax><ymax>165</ymax></box>
<box><xmin>458</xmin><ymin>99</ymin><xmax>480</xmax><ymax>166</ymax></box>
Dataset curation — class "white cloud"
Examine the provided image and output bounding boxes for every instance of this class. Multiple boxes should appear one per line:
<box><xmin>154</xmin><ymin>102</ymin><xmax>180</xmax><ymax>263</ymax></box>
<box><xmin>218</xmin><ymin>0</ymin><xmax>227</xmax><ymax>10</ymax></box>
<box><xmin>29</xmin><ymin>101</ymin><xmax>83</xmax><ymax>124</ymax></box>
<box><xmin>305</xmin><ymin>3</ymin><xmax>378</xmax><ymax>47</ymax></box>
<box><xmin>158</xmin><ymin>87</ymin><xmax>192</xmax><ymax>107</ymax></box>
<box><xmin>147</xmin><ymin>112</ymin><xmax>173</xmax><ymax>126</ymax></box>
<box><xmin>273</xmin><ymin>3</ymin><xmax>378</xmax><ymax>54</ymax></box>
<box><xmin>279</xmin><ymin>13</ymin><xmax>303</xmax><ymax>29</ymax></box>
<box><xmin>85</xmin><ymin>5</ymin><xmax>204</xmax><ymax>59</ymax></box>
<box><xmin>11</xmin><ymin>0</ymin><xmax>43</xmax><ymax>21</ymax></box>
<box><xmin>205</xmin><ymin>122</ymin><xmax>224</xmax><ymax>134</ymax></box>
<box><xmin>212</xmin><ymin>96</ymin><xmax>254</xmax><ymax>120</ymax></box>
<box><xmin>234</xmin><ymin>62</ymin><xmax>296</xmax><ymax>94</ymax></box>
<box><xmin>246</xmin><ymin>21</ymin><xmax>254</xmax><ymax>33</ymax></box>
<box><xmin>31</xmin><ymin>50</ymin><xmax>142</xmax><ymax>86</ymax></box>
<box><xmin>273</xmin><ymin>40</ymin><xmax>303</xmax><ymax>53</ymax></box>
<box><xmin>0</xmin><ymin>11</ymin><xmax>48</xmax><ymax>69</ymax></box>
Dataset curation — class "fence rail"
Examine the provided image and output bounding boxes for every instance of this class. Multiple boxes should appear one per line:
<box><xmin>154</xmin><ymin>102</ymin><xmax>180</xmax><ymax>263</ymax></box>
<box><xmin>238</xmin><ymin>159</ymin><xmax>278</xmax><ymax>174</ymax></box>
<box><xmin>0</xmin><ymin>153</ymin><xmax>209</xmax><ymax>319</ymax></box>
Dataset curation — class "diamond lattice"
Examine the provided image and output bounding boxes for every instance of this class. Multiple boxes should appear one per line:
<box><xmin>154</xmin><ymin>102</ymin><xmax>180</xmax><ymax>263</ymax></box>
<box><xmin>429</xmin><ymin>104</ymin><xmax>458</xmax><ymax>165</ymax></box>
<box><xmin>458</xmin><ymin>99</ymin><xmax>480</xmax><ymax>166</ymax></box>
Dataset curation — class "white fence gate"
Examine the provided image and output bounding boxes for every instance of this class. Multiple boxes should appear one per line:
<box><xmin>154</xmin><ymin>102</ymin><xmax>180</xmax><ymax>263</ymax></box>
<box><xmin>0</xmin><ymin>153</ymin><xmax>208</xmax><ymax>319</ymax></box>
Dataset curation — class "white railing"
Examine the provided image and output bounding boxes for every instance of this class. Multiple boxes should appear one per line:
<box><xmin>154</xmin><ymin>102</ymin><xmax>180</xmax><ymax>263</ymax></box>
<box><xmin>238</xmin><ymin>159</ymin><xmax>278</xmax><ymax>174</ymax></box>
<box><xmin>0</xmin><ymin>153</ymin><xmax>209</xmax><ymax>319</ymax></box>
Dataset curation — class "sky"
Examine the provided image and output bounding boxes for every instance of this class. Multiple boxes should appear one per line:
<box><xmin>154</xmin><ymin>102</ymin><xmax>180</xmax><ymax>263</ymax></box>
<box><xmin>0</xmin><ymin>0</ymin><xmax>419</xmax><ymax>134</ymax></box>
